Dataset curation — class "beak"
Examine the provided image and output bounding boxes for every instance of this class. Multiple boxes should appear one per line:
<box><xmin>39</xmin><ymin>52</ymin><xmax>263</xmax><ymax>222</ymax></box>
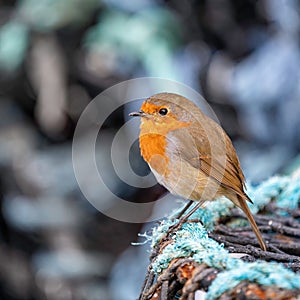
<box><xmin>129</xmin><ymin>110</ymin><xmax>147</xmax><ymax>117</ymax></box>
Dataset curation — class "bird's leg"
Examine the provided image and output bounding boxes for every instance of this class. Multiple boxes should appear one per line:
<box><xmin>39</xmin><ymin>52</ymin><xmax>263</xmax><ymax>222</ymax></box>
<box><xmin>173</xmin><ymin>200</ymin><xmax>194</xmax><ymax>220</ymax></box>
<box><xmin>178</xmin><ymin>201</ymin><xmax>205</xmax><ymax>223</ymax></box>
<box><xmin>166</xmin><ymin>201</ymin><xmax>205</xmax><ymax>237</ymax></box>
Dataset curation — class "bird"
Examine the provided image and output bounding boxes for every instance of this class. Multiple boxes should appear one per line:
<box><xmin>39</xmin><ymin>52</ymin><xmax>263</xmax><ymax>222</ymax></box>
<box><xmin>129</xmin><ymin>92</ymin><xmax>267</xmax><ymax>251</ymax></box>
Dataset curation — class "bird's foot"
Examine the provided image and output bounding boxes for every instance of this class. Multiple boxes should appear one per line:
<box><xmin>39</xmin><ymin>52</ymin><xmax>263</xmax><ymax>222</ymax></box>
<box><xmin>165</xmin><ymin>217</ymin><xmax>197</xmax><ymax>238</ymax></box>
<box><xmin>164</xmin><ymin>220</ymin><xmax>184</xmax><ymax>239</ymax></box>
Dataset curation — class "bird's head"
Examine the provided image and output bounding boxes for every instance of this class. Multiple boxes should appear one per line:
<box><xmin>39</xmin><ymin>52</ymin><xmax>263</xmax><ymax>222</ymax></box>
<box><xmin>129</xmin><ymin>93</ymin><xmax>196</xmax><ymax>134</ymax></box>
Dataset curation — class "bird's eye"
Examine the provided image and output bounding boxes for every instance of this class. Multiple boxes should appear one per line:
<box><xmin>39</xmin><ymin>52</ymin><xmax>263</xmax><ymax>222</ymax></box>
<box><xmin>158</xmin><ymin>108</ymin><xmax>168</xmax><ymax>116</ymax></box>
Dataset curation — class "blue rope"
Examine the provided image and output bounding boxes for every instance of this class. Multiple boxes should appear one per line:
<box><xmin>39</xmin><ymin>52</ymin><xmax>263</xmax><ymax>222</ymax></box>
<box><xmin>276</xmin><ymin>176</ymin><xmax>300</xmax><ymax>210</ymax></box>
<box><xmin>207</xmin><ymin>261</ymin><xmax>300</xmax><ymax>299</ymax></box>
<box><xmin>149</xmin><ymin>172</ymin><xmax>300</xmax><ymax>298</ymax></box>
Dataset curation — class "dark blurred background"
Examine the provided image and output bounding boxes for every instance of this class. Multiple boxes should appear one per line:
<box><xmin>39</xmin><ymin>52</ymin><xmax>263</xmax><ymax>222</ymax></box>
<box><xmin>0</xmin><ymin>0</ymin><xmax>300</xmax><ymax>299</ymax></box>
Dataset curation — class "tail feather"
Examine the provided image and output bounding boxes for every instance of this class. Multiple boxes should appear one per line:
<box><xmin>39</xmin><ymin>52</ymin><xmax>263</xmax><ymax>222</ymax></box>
<box><xmin>237</xmin><ymin>196</ymin><xmax>267</xmax><ymax>251</ymax></box>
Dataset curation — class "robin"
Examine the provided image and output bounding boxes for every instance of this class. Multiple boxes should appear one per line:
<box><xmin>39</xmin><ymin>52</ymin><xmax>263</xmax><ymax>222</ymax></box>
<box><xmin>130</xmin><ymin>92</ymin><xmax>266</xmax><ymax>251</ymax></box>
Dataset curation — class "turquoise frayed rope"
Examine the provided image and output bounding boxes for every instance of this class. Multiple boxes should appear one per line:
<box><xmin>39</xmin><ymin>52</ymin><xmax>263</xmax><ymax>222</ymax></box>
<box><xmin>149</xmin><ymin>172</ymin><xmax>300</xmax><ymax>298</ymax></box>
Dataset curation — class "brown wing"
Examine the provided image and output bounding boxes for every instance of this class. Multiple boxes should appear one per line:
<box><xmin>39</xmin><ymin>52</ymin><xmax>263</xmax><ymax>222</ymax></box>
<box><xmin>168</xmin><ymin>114</ymin><xmax>251</xmax><ymax>202</ymax></box>
<box><xmin>197</xmin><ymin>124</ymin><xmax>252</xmax><ymax>202</ymax></box>
<box><xmin>198</xmin><ymin>152</ymin><xmax>252</xmax><ymax>203</ymax></box>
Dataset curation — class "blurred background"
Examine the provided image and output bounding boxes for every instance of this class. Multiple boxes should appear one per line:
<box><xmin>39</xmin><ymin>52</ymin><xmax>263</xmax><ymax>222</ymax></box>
<box><xmin>0</xmin><ymin>0</ymin><xmax>300</xmax><ymax>299</ymax></box>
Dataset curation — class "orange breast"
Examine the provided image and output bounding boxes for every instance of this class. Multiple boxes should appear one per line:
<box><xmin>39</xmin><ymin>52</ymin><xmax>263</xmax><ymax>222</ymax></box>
<box><xmin>139</xmin><ymin>133</ymin><xmax>169</xmax><ymax>176</ymax></box>
<box><xmin>138</xmin><ymin>111</ymin><xmax>191</xmax><ymax>177</ymax></box>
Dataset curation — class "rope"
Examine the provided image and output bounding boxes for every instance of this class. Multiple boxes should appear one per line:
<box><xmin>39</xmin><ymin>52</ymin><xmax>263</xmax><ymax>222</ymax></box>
<box><xmin>145</xmin><ymin>171</ymin><xmax>300</xmax><ymax>299</ymax></box>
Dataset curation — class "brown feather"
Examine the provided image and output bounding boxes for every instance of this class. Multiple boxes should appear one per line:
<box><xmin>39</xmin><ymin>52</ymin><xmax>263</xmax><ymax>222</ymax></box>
<box><xmin>237</xmin><ymin>195</ymin><xmax>267</xmax><ymax>251</ymax></box>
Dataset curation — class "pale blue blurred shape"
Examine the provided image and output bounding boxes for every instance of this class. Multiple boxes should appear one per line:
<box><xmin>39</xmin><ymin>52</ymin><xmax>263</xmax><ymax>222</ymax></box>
<box><xmin>103</xmin><ymin>0</ymin><xmax>155</xmax><ymax>12</ymax></box>
<box><xmin>3</xmin><ymin>195</ymin><xmax>83</xmax><ymax>230</ymax></box>
<box><xmin>238</xmin><ymin>144</ymin><xmax>295</xmax><ymax>182</ymax></box>
<box><xmin>22</xmin><ymin>145</ymin><xmax>79</xmax><ymax>196</ymax></box>
<box><xmin>231</xmin><ymin>36</ymin><xmax>300</xmax><ymax>106</ymax></box>
<box><xmin>18</xmin><ymin>0</ymin><xmax>100</xmax><ymax>31</ymax></box>
<box><xmin>84</xmin><ymin>8</ymin><xmax>183</xmax><ymax>81</ymax></box>
<box><xmin>109</xmin><ymin>246</ymin><xmax>148</xmax><ymax>300</ymax></box>
<box><xmin>229</xmin><ymin>33</ymin><xmax>300</xmax><ymax>151</ymax></box>
<box><xmin>172</xmin><ymin>43</ymin><xmax>204</xmax><ymax>90</ymax></box>
<box><xmin>266</xmin><ymin>0</ymin><xmax>300</xmax><ymax>33</ymax></box>
<box><xmin>0</xmin><ymin>21</ymin><xmax>29</xmax><ymax>71</ymax></box>
<box><xmin>34</xmin><ymin>250</ymin><xmax>110</xmax><ymax>278</ymax></box>
<box><xmin>76</xmin><ymin>282</ymin><xmax>111</xmax><ymax>300</ymax></box>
